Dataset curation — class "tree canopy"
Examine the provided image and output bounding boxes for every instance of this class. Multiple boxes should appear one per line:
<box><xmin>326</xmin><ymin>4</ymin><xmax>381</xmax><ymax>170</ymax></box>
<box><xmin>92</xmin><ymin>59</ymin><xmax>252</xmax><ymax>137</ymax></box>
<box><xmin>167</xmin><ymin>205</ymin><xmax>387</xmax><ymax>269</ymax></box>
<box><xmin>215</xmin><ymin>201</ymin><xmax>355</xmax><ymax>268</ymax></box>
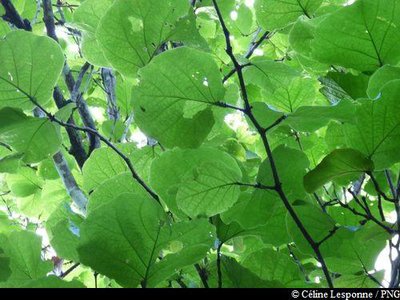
<box><xmin>0</xmin><ymin>0</ymin><xmax>399</xmax><ymax>288</ymax></box>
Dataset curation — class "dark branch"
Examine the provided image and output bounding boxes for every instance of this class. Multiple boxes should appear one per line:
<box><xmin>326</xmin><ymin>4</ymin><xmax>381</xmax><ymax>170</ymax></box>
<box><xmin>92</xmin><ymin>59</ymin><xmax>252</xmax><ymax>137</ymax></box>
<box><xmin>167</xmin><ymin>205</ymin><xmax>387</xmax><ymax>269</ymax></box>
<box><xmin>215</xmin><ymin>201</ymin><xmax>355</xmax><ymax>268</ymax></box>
<box><xmin>60</xmin><ymin>262</ymin><xmax>80</xmax><ymax>278</ymax></box>
<box><xmin>367</xmin><ymin>172</ymin><xmax>393</xmax><ymax>202</ymax></box>
<box><xmin>216</xmin><ymin>242</ymin><xmax>223</xmax><ymax>288</ymax></box>
<box><xmin>1</xmin><ymin>0</ymin><xmax>31</xmax><ymax>30</ymax></box>
<box><xmin>42</xmin><ymin>1</ymin><xmax>101</xmax><ymax>154</ymax></box>
<box><xmin>317</xmin><ymin>226</ymin><xmax>339</xmax><ymax>246</ymax></box>
<box><xmin>213</xmin><ymin>0</ymin><xmax>333</xmax><ymax>288</ymax></box>
<box><xmin>194</xmin><ymin>263</ymin><xmax>209</xmax><ymax>288</ymax></box>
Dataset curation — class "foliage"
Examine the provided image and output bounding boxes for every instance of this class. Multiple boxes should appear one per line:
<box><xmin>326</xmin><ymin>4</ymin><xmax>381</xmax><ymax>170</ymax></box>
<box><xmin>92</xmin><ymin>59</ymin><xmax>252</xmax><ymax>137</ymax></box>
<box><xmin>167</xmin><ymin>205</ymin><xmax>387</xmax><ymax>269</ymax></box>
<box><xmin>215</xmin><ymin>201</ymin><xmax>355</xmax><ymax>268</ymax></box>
<box><xmin>0</xmin><ymin>0</ymin><xmax>399</xmax><ymax>288</ymax></box>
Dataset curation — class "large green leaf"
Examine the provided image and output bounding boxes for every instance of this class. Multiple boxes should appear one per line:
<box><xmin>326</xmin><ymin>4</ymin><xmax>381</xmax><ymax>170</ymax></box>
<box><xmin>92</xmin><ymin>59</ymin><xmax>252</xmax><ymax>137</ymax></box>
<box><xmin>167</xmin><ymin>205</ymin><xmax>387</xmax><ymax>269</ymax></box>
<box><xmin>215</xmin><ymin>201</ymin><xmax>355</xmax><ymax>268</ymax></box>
<box><xmin>215</xmin><ymin>256</ymin><xmax>275</xmax><ymax>288</ymax></box>
<box><xmin>87</xmin><ymin>172</ymin><xmax>151</xmax><ymax>213</ymax></box>
<box><xmin>367</xmin><ymin>65</ymin><xmax>400</xmax><ymax>99</ymax></box>
<box><xmin>326</xmin><ymin>80</ymin><xmax>400</xmax><ymax>169</ymax></box>
<box><xmin>46</xmin><ymin>204</ymin><xmax>84</xmax><ymax>262</ymax></box>
<box><xmin>82</xmin><ymin>144</ymin><xmax>160</xmax><ymax>194</ymax></box>
<box><xmin>287</xmin><ymin>203</ymin><xmax>336</xmax><ymax>255</ymax></box>
<box><xmin>258</xmin><ymin>145</ymin><xmax>310</xmax><ymax>199</ymax></box>
<box><xmin>176</xmin><ymin>161</ymin><xmax>242</xmax><ymax>218</ymax></box>
<box><xmin>73</xmin><ymin>0</ymin><xmax>113</xmax><ymax>66</ymax></box>
<box><xmin>311</xmin><ymin>0</ymin><xmax>400</xmax><ymax>71</ymax></box>
<box><xmin>304</xmin><ymin>149</ymin><xmax>374</xmax><ymax>193</ymax></box>
<box><xmin>0</xmin><ymin>231</ymin><xmax>53</xmax><ymax>287</ymax></box>
<box><xmin>82</xmin><ymin>146</ymin><xmax>129</xmax><ymax>192</ymax></box>
<box><xmin>286</xmin><ymin>99</ymin><xmax>356</xmax><ymax>132</ymax></box>
<box><xmin>0</xmin><ymin>108</ymin><xmax>61</xmax><ymax>163</ymax></box>
<box><xmin>96</xmin><ymin>0</ymin><xmax>190</xmax><ymax>77</ymax></box>
<box><xmin>0</xmin><ymin>31</ymin><xmax>64</xmax><ymax>109</ymax></box>
<box><xmin>320</xmin><ymin>224</ymin><xmax>390</xmax><ymax>274</ymax></box>
<box><xmin>241</xmin><ymin>247</ymin><xmax>302</xmax><ymax>287</ymax></box>
<box><xmin>245</xmin><ymin>59</ymin><xmax>320</xmax><ymax>112</ymax></box>
<box><xmin>256</xmin><ymin>0</ymin><xmax>323</xmax><ymax>30</ymax></box>
<box><xmin>78</xmin><ymin>193</ymin><xmax>215</xmax><ymax>287</ymax></box>
<box><xmin>150</xmin><ymin>147</ymin><xmax>240</xmax><ymax>217</ymax></box>
<box><xmin>133</xmin><ymin>47</ymin><xmax>225</xmax><ymax>148</ymax></box>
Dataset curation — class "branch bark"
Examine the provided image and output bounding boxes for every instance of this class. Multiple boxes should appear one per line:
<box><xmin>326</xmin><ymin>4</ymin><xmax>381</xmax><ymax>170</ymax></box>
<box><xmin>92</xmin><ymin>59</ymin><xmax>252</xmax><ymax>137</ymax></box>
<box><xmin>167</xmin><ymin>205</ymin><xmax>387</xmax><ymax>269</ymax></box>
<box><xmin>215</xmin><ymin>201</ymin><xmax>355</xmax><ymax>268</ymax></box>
<box><xmin>53</xmin><ymin>87</ymin><xmax>87</xmax><ymax>168</ymax></box>
<box><xmin>33</xmin><ymin>108</ymin><xmax>88</xmax><ymax>213</ymax></box>
<box><xmin>1</xmin><ymin>0</ymin><xmax>31</xmax><ymax>30</ymax></box>
<box><xmin>42</xmin><ymin>0</ymin><xmax>101</xmax><ymax>154</ymax></box>
<box><xmin>101</xmin><ymin>68</ymin><xmax>120</xmax><ymax>121</ymax></box>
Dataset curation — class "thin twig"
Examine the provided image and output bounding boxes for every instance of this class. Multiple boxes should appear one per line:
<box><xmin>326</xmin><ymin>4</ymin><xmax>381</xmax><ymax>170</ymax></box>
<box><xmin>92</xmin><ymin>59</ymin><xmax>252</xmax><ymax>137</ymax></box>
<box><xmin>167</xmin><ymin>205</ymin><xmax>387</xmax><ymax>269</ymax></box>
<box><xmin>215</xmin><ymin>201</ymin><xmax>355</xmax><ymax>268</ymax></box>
<box><xmin>217</xmin><ymin>242</ymin><xmax>223</xmax><ymax>288</ymax></box>
<box><xmin>60</xmin><ymin>262</ymin><xmax>80</xmax><ymax>278</ymax></box>
<box><xmin>367</xmin><ymin>172</ymin><xmax>393</xmax><ymax>202</ymax></box>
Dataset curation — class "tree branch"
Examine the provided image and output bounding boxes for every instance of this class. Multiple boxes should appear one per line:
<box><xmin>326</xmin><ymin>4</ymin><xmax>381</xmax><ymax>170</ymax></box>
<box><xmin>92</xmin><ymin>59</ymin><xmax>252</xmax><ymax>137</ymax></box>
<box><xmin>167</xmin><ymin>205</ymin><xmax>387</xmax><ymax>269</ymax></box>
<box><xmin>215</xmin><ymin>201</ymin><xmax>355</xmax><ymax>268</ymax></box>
<box><xmin>42</xmin><ymin>0</ymin><xmax>101</xmax><ymax>154</ymax></box>
<box><xmin>60</xmin><ymin>262</ymin><xmax>80</xmax><ymax>278</ymax></box>
<box><xmin>53</xmin><ymin>87</ymin><xmax>88</xmax><ymax>168</ymax></box>
<box><xmin>26</xmin><ymin>90</ymin><xmax>161</xmax><ymax>204</ymax></box>
<box><xmin>216</xmin><ymin>242</ymin><xmax>223</xmax><ymax>288</ymax></box>
<box><xmin>53</xmin><ymin>151</ymin><xmax>88</xmax><ymax>212</ymax></box>
<box><xmin>1</xmin><ymin>0</ymin><xmax>31</xmax><ymax>30</ymax></box>
<box><xmin>101</xmin><ymin>68</ymin><xmax>120</xmax><ymax>121</ymax></box>
<box><xmin>222</xmin><ymin>29</ymin><xmax>272</xmax><ymax>83</ymax></box>
<box><xmin>33</xmin><ymin>108</ymin><xmax>88</xmax><ymax>213</ymax></box>
<box><xmin>212</xmin><ymin>0</ymin><xmax>333</xmax><ymax>288</ymax></box>
<box><xmin>367</xmin><ymin>172</ymin><xmax>393</xmax><ymax>202</ymax></box>
<box><xmin>194</xmin><ymin>263</ymin><xmax>209</xmax><ymax>288</ymax></box>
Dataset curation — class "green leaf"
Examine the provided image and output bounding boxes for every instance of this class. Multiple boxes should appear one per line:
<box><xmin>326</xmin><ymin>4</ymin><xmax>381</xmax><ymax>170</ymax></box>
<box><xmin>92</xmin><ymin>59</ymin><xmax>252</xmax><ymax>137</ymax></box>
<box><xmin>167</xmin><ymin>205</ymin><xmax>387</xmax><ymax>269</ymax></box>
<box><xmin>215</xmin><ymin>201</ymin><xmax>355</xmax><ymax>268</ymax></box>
<box><xmin>88</xmin><ymin>172</ymin><xmax>151</xmax><ymax>213</ymax></box>
<box><xmin>328</xmin><ymin>80</ymin><xmax>400</xmax><ymax>169</ymax></box>
<box><xmin>251</xmin><ymin>102</ymin><xmax>284</xmax><ymax>129</ymax></box>
<box><xmin>287</xmin><ymin>203</ymin><xmax>336</xmax><ymax>255</ymax></box>
<box><xmin>245</xmin><ymin>59</ymin><xmax>320</xmax><ymax>112</ymax></box>
<box><xmin>73</xmin><ymin>0</ymin><xmax>113</xmax><ymax>66</ymax></box>
<box><xmin>320</xmin><ymin>224</ymin><xmax>389</xmax><ymax>274</ymax></box>
<box><xmin>133</xmin><ymin>47</ymin><xmax>225</xmax><ymax>148</ymax></box>
<box><xmin>78</xmin><ymin>193</ymin><xmax>215</xmax><ymax>287</ymax></box>
<box><xmin>210</xmin><ymin>256</ymin><xmax>275</xmax><ymax>288</ymax></box>
<box><xmin>7</xmin><ymin>167</ymin><xmax>42</xmax><ymax>198</ymax></box>
<box><xmin>0</xmin><ymin>246</ymin><xmax>11</xmax><ymax>282</ymax></box>
<box><xmin>0</xmin><ymin>108</ymin><xmax>61</xmax><ymax>163</ymax></box>
<box><xmin>258</xmin><ymin>145</ymin><xmax>310</xmax><ymax>199</ymax></box>
<box><xmin>82</xmin><ymin>146</ymin><xmax>129</xmax><ymax>192</ymax></box>
<box><xmin>22</xmin><ymin>180</ymin><xmax>68</xmax><ymax>219</ymax></box>
<box><xmin>0</xmin><ymin>211</ymin><xmax>20</xmax><ymax>235</ymax></box>
<box><xmin>256</xmin><ymin>0</ymin><xmax>323</xmax><ymax>30</ymax></box>
<box><xmin>0</xmin><ymin>20</ymin><xmax>10</xmax><ymax>37</ymax></box>
<box><xmin>0</xmin><ymin>153</ymin><xmax>23</xmax><ymax>174</ymax></box>
<box><xmin>150</xmin><ymin>147</ymin><xmax>240</xmax><ymax>216</ymax></box>
<box><xmin>367</xmin><ymin>65</ymin><xmax>400</xmax><ymax>99</ymax></box>
<box><xmin>55</xmin><ymin>102</ymin><xmax>76</xmax><ymax>123</ymax></box>
<box><xmin>0</xmin><ymin>231</ymin><xmax>53</xmax><ymax>287</ymax></box>
<box><xmin>241</xmin><ymin>247</ymin><xmax>302</xmax><ymax>287</ymax></box>
<box><xmin>46</xmin><ymin>204</ymin><xmax>84</xmax><ymax>261</ymax></box>
<box><xmin>96</xmin><ymin>0</ymin><xmax>190</xmax><ymax>77</ymax></box>
<box><xmin>83</xmin><ymin>144</ymin><xmax>160</xmax><ymax>193</ymax></box>
<box><xmin>0</xmin><ymin>31</ymin><xmax>64</xmax><ymax>109</ymax></box>
<box><xmin>176</xmin><ymin>161</ymin><xmax>242</xmax><ymax>218</ymax></box>
<box><xmin>286</xmin><ymin>99</ymin><xmax>356</xmax><ymax>132</ymax></box>
<box><xmin>304</xmin><ymin>149</ymin><xmax>374</xmax><ymax>193</ymax></box>
<box><xmin>310</xmin><ymin>0</ymin><xmax>400</xmax><ymax>71</ymax></box>
<box><xmin>20</xmin><ymin>276</ymin><xmax>86</xmax><ymax>288</ymax></box>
